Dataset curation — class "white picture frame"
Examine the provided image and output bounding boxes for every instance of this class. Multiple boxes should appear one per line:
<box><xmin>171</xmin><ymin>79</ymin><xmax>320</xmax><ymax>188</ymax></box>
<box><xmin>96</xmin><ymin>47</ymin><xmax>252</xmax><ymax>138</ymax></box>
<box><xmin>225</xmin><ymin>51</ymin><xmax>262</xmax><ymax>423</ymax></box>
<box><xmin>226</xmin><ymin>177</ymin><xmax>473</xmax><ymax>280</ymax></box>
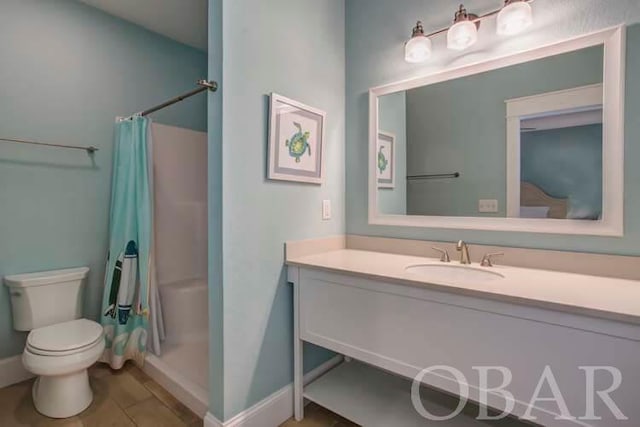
<box><xmin>268</xmin><ymin>93</ymin><xmax>326</xmax><ymax>184</ymax></box>
<box><xmin>377</xmin><ymin>131</ymin><xmax>395</xmax><ymax>189</ymax></box>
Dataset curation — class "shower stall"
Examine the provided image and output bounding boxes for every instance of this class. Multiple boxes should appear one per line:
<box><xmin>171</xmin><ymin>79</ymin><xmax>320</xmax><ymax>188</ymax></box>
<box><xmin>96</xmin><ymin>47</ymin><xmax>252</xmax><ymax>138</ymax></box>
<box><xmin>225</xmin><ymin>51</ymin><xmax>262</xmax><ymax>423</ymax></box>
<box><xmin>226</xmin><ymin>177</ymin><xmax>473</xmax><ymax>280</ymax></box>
<box><xmin>143</xmin><ymin>122</ymin><xmax>209</xmax><ymax>416</ymax></box>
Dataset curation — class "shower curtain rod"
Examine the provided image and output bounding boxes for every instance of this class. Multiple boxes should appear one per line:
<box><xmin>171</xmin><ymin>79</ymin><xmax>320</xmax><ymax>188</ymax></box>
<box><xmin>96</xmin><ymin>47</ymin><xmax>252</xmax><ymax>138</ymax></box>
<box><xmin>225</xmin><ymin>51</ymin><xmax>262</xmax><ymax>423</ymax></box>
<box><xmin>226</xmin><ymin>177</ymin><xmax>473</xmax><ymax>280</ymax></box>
<box><xmin>1</xmin><ymin>80</ymin><xmax>218</xmax><ymax>154</ymax></box>
<box><xmin>126</xmin><ymin>79</ymin><xmax>218</xmax><ymax>119</ymax></box>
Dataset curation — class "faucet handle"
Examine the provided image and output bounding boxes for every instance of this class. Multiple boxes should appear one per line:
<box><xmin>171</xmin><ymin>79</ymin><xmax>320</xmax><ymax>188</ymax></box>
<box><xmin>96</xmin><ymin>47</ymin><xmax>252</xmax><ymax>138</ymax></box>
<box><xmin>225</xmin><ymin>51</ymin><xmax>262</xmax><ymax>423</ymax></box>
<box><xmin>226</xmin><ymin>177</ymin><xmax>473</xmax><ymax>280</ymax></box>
<box><xmin>432</xmin><ymin>247</ymin><xmax>451</xmax><ymax>263</ymax></box>
<box><xmin>481</xmin><ymin>252</ymin><xmax>504</xmax><ymax>267</ymax></box>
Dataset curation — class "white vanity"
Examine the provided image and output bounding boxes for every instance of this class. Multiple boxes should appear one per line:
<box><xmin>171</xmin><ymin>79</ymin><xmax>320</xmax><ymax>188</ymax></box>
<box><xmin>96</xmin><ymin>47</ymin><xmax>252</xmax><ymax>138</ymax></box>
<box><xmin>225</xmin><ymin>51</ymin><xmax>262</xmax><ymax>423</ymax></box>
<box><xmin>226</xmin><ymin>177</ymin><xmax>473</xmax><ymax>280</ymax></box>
<box><xmin>287</xmin><ymin>246</ymin><xmax>640</xmax><ymax>427</ymax></box>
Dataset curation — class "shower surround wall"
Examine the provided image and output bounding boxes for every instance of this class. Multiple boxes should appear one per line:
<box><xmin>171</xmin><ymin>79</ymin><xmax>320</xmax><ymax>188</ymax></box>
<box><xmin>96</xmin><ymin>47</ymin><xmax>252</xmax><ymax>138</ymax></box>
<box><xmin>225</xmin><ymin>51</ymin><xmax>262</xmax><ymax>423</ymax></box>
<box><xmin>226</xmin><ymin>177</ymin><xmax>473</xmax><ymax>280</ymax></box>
<box><xmin>0</xmin><ymin>0</ymin><xmax>207</xmax><ymax>360</ymax></box>
<box><xmin>147</xmin><ymin>123</ymin><xmax>209</xmax><ymax>415</ymax></box>
<box><xmin>153</xmin><ymin>123</ymin><xmax>208</xmax><ymax>366</ymax></box>
<box><xmin>154</xmin><ymin>123</ymin><xmax>208</xmax><ymax>287</ymax></box>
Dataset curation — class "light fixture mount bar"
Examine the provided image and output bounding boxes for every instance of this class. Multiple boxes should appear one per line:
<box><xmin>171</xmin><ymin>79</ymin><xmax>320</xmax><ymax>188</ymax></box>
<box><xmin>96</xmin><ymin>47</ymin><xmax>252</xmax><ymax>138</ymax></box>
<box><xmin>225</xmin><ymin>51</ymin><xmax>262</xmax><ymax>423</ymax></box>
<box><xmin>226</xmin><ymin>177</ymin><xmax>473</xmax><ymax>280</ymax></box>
<box><xmin>423</xmin><ymin>0</ymin><xmax>533</xmax><ymax>39</ymax></box>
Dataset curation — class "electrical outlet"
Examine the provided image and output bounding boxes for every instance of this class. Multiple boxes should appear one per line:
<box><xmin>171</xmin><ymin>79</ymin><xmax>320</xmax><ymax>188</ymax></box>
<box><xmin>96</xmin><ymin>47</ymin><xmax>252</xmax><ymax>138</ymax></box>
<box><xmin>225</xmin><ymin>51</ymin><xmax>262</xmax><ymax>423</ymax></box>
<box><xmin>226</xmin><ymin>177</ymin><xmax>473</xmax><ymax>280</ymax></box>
<box><xmin>478</xmin><ymin>199</ymin><xmax>499</xmax><ymax>213</ymax></box>
<box><xmin>322</xmin><ymin>200</ymin><xmax>332</xmax><ymax>220</ymax></box>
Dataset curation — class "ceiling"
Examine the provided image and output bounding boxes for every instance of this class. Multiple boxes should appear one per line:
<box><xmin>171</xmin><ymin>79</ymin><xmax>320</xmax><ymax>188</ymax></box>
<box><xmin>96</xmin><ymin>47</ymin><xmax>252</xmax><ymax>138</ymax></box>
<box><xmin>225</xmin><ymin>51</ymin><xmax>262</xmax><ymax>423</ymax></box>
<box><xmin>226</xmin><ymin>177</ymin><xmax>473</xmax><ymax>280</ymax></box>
<box><xmin>77</xmin><ymin>0</ymin><xmax>207</xmax><ymax>51</ymax></box>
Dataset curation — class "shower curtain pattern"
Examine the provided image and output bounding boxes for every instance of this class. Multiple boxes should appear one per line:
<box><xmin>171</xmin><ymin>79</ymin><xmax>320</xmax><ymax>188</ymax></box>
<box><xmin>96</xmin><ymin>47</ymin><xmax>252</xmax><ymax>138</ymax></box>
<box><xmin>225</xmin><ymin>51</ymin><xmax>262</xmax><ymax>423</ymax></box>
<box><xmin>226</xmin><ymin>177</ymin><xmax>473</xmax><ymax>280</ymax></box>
<box><xmin>101</xmin><ymin>116</ymin><xmax>159</xmax><ymax>369</ymax></box>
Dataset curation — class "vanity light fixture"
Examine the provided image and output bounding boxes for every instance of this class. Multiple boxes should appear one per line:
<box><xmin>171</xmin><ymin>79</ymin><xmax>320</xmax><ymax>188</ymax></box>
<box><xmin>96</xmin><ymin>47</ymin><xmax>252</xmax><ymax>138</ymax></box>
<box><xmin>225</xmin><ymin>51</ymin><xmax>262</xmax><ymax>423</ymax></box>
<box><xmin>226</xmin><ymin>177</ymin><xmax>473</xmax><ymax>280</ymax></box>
<box><xmin>404</xmin><ymin>21</ymin><xmax>433</xmax><ymax>63</ymax></box>
<box><xmin>447</xmin><ymin>5</ymin><xmax>479</xmax><ymax>51</ymax></box>
<box><xmin>405</xmin><ymin>0</ymin><xmax>534</xmax><ymax>63</ymax></box>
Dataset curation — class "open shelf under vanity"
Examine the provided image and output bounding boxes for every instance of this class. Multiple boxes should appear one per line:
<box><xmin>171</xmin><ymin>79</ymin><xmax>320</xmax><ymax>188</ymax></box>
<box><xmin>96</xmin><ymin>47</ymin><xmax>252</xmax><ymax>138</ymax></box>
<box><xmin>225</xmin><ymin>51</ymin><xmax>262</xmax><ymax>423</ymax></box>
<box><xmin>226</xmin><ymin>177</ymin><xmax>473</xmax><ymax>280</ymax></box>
<box><xmin>304</xmin><ymin>359</ymin><xmax>525</xmax><ymax>427</ymax></box>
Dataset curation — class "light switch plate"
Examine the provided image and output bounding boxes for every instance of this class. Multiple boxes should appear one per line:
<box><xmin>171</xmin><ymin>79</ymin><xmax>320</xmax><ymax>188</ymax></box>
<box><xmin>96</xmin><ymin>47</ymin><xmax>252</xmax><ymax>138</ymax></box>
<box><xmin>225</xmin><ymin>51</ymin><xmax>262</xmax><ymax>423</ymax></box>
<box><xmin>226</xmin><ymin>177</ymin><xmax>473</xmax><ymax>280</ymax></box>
<box><xmin>322</xmin><ymin>200</ymin><xmax>331</xmax><ymax>220</ymax></box>
<box><xmin>478</xmin><ymin>199</ymin><xmax>499</xmax><ymax>213</ymax></box>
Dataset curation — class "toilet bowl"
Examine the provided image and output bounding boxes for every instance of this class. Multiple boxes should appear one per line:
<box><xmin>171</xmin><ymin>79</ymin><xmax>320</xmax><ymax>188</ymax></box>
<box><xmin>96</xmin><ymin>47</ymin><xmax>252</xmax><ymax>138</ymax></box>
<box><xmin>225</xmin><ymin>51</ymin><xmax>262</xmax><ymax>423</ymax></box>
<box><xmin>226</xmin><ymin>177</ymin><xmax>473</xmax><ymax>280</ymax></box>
<box><xmin>4</xmin><ymin>267</ymin><xmax>105</xmax><ymax>419</ymax></box>
<box><xmin>22</xmin><ymin>318</ymin><xmax>105</xmax><ymax>418</ymax></box>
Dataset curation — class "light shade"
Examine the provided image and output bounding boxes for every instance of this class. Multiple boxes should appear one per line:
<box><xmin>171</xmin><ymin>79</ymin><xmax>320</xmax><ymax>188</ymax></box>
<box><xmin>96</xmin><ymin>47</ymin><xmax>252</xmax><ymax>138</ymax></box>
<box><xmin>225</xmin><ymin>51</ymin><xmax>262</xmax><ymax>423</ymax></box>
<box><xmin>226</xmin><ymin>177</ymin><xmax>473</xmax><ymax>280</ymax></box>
<box><xmin>447</xmin><ymin>20</ymin><xmax>478</xmax><ymax>51</ymax></box>
<box><xmin>405</xmin><ymin>36</ymin><xmax>432</xmax><ymax>63</ymax></box>
<box><xmin>497</xmin><ymin>0</ymin><xmax>533</xmax><ymax>36</ymax></box>
<box><xmin>404</xmin><ymin>21</ymin><xmax>431</xmax><ymax>64</ymax></box>
<box><xmin>405</xmin><ymin>22</ymin><xmax>432</xmax><ymax>63</ymax></box>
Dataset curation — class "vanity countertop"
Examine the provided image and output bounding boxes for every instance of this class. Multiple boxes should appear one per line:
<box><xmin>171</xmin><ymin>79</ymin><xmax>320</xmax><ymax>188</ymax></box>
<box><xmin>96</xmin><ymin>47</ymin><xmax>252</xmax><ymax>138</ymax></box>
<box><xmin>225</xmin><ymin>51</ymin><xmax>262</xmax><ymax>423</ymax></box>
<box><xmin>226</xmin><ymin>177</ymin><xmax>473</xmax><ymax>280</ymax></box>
<box><xmin>286</xmin><ymin>249</ymin><xmax>640</xmax><ymax>324</ymax></box>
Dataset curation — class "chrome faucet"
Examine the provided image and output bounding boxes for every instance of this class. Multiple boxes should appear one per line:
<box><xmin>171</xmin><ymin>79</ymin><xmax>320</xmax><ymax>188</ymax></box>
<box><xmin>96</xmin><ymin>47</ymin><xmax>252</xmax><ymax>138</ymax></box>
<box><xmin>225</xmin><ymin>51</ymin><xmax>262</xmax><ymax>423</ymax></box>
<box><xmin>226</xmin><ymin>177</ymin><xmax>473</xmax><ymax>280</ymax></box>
<box><xmin>456</xmin><ymin>240</ymin><xmax>471</xmax><ymax>265</ymax></box>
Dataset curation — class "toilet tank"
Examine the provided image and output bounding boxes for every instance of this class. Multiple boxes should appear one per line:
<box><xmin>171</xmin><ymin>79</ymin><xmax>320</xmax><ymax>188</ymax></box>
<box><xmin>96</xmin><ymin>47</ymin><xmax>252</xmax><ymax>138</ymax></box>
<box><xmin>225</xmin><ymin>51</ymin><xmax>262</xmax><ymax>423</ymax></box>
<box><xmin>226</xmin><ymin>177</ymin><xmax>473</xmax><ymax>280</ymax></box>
<box><xmin>4</xmin><ymin>267</ymin><xmax>89</xmax><ymax>331</ymax></box>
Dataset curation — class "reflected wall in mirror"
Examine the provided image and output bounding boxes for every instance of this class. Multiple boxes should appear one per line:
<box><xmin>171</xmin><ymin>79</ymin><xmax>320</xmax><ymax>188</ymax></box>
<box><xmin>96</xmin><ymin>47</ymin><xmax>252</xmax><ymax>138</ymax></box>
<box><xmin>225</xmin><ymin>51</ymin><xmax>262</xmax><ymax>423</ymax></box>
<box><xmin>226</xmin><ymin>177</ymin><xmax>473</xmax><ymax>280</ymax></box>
<box><xmin>370</xmin><ymin>26</ymin><xmax>624</xmax><ymax>236</ymax></box>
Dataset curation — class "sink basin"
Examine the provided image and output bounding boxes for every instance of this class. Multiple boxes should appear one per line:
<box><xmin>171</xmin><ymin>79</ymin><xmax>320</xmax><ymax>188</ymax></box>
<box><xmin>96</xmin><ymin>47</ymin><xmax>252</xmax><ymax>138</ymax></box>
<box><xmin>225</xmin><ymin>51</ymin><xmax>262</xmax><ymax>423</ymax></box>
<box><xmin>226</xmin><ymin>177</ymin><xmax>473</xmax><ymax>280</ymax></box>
<box><xmin>405</xmin><ymin>264</ymin><xmax>505</xmax><ymax>282</ymax></box>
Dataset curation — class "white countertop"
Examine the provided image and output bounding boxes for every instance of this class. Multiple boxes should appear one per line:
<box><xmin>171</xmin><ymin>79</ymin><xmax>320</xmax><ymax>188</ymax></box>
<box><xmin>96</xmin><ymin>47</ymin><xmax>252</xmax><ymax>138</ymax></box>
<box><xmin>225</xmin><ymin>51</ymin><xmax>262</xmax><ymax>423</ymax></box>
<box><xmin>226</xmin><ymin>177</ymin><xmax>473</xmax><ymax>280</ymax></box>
<box><xmin>287</xmin><ymin>249</ymin><xmax>640</xmax><ymax>324</ymax></box>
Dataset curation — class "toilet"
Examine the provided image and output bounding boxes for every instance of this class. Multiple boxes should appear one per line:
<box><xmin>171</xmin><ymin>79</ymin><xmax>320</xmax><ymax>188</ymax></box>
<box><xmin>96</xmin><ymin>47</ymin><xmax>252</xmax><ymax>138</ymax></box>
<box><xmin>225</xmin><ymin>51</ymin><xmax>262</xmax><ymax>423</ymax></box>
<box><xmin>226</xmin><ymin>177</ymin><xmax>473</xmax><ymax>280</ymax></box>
<box><xmin>4</xmin><ymin>267</ymin><xmax>105</xmax><ymax>419</ymax></box>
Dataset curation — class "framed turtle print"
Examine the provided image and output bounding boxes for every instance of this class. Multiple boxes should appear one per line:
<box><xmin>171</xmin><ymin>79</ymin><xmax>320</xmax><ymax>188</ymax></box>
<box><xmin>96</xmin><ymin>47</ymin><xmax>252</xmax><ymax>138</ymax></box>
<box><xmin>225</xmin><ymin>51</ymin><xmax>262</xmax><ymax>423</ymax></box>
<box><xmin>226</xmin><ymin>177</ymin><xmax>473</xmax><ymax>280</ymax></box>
<box><xmin>377</xmin><ymin>131</ymin><xmax>395</xmax><ymax>189</ymax></box>
<box><xmin>268</xmin><ymin>93</ymin><xmax>326</xmax><ymax>184</ymax></box>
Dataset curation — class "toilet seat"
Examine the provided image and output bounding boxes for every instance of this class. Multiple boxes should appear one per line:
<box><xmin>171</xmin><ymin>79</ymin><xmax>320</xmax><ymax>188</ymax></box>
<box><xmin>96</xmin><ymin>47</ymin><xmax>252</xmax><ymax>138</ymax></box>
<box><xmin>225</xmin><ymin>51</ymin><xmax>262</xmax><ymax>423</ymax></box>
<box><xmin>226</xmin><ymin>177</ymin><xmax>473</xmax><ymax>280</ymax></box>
<box><xmin>26</xmin><ymin>319</ymin><xmax>104</xmax><ymax>356</ymax></box>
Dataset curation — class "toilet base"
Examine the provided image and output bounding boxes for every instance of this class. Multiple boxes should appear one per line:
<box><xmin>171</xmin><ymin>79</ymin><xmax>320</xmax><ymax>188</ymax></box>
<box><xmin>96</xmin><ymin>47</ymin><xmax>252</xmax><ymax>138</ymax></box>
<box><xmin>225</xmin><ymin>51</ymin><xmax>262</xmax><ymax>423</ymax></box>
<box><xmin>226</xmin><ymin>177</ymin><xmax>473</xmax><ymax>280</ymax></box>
<box><xmin>32</xmin><ymin>369</ymin><xmax>93</xmax><ymax>418</ymax></box>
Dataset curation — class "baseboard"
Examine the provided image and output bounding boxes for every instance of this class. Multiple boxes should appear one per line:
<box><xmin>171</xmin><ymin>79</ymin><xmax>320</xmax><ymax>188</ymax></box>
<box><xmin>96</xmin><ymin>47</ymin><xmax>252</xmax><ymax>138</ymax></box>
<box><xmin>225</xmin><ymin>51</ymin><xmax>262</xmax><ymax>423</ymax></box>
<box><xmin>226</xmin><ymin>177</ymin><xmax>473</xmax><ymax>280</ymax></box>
<box><xmin>0</xmin><ymin>355</ymin><xmax>34</xmax><ymax>389</ymax></box>
<box><xmin>204</xmin><ymin>412</ymin><xmax>224</xmax><ymax>427</ymax></box>
<box><xmin>204</xmin><ymin>355</ymin><xmax>343</xmax><ymax>427</ymax></box>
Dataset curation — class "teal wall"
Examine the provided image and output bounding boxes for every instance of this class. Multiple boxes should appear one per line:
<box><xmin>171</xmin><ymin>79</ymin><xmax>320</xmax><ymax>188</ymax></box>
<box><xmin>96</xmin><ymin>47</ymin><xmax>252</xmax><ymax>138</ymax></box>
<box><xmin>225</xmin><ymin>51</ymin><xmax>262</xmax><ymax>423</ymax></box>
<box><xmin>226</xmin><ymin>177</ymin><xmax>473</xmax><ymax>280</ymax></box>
<box><xmin>521</xmin><ymin>124</ymin><xmax>603</xmax><ymax>220</ymax></box>
<box><xmin>211</xmin><ymin>0</ymin><xmax>345</xmax><ymax>420</ymax></box>
<box><xmin>0</xmin><ymin>0</ymin><xmax>207</xmax><ymax>359</ymax></box>
<box><xmin>346</xmin><ymin>0</ymin><xmax>640</xmax><ymax>255</ymax></box>
<box><xmin>207</xmin><ymin>0</ymin><xmax>224</xmax><ymax>418</ymax></box>
<box><xmin>378</xmin><ymin>92</ymin><xmax>407</xmax><ymax>215</ymax></box>
<box><xmin>403</xmin><ymin>46</ymin><xmax>602</xmax><ymax>217</ymax></box>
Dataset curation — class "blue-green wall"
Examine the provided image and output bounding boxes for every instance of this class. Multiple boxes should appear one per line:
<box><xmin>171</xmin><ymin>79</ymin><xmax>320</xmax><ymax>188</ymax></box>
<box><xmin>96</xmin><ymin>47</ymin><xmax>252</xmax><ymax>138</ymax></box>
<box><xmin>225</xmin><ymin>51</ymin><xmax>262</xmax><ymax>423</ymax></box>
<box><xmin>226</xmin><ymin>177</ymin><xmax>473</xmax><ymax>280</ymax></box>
<box><xmin>403</xmin><ymin>46</ymin><xmax>602</xmax><ymax>217</ymax></box>
<box><xmin>346</xmin><ymin>0</ymin><xmax>640</xmax><ymax>255</ymax></box>
<box><xmin>0</xmin><ymin>0</ymin><xmax>207</xmax><ymax>359</ymax></box>
<box><xmin>522</xmin><ymin>124</ymin><xmax>603</xmax><ymax>219</ymax></box>
<box><xmin>207</xmin><ymin>0</ymin><xmax>224</xmax><ymax>418</ymax></box>
<box><xmin>378</xmin><ymin>92</ymin><xmax>407</xmax><ymax>215</ymax></box>
<box><xmin>210</xmin><ymin>0</ymin><xmax>345</xmax><ymax>420</ymax></box>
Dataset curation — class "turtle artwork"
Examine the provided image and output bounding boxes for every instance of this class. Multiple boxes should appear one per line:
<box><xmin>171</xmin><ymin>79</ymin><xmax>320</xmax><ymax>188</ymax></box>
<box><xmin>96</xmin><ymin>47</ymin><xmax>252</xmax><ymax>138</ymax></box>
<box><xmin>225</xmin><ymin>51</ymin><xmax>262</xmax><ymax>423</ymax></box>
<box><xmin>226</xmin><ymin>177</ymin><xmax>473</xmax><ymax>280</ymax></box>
<box><xmin>285</xmin><ymin>122</ymin><xmax>311</xmax><ymax>163</ymax></box>
<box><xmin>378</xmin><ymin>145</ymin><xmax>389</xmax><ymax>175</ymax></box>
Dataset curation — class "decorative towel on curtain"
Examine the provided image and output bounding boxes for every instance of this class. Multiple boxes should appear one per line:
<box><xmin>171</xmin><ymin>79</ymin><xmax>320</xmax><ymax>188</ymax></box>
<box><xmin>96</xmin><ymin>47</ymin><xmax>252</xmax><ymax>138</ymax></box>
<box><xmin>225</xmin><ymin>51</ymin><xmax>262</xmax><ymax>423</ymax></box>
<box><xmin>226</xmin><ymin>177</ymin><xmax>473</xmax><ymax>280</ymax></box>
<box><xmin>100</xmin><ymin>116</ymin><xmax>156</xmax><ymax>369</ymax></box>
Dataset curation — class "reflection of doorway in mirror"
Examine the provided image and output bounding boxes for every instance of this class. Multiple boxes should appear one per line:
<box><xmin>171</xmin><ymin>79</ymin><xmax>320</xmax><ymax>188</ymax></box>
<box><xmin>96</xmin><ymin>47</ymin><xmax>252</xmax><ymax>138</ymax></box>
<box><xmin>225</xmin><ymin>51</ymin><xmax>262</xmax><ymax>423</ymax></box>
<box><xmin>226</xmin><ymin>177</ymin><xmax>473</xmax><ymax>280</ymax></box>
<box><xmin>505</xmin><ymin>84</ymin><xmax>603</xmax><ymax>221</ymax></box>
<box><xmin>520</xmin><ymin>115</ymin><xmax>603</xmax><ymax>220</ymax></box>
<box><xmin>377</xmin><ymin>131</ymin><xmax>395</xmax><ymax>189</ymax></box>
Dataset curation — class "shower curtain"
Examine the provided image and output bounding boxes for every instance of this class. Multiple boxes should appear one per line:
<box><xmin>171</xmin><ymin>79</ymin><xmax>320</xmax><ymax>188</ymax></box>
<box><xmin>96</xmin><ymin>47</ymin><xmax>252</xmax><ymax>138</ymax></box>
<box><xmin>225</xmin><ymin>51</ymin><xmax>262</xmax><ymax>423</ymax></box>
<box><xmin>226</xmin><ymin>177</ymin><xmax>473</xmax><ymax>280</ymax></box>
<box><xmin>100</xmin><ymin>116</ymin><xmax>165</xmax><ymax>369</ymax></box>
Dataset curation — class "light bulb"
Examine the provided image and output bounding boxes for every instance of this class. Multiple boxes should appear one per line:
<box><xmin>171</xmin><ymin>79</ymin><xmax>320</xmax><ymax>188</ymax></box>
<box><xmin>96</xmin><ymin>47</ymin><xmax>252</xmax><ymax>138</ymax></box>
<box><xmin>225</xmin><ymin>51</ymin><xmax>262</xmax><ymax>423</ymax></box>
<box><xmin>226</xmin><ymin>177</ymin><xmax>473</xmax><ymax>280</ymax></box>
<box><xmin>447</xmin><ymin>5</ymin><xmax>478</xmax><ymax>51</ymax></box>
<box><xmin>497</xmin><ymin>0</ymin><xmax>533</xmax><ymax>36</ymax></box>
<box><xmin>405</xmin><ymin>21</ymin><xmax>432</xmax><ymax>63</ymax></box>
<box><xmin>447</xmin><ymin>20</ymin><xmax>478</xmax><ymax>51</ymax></box>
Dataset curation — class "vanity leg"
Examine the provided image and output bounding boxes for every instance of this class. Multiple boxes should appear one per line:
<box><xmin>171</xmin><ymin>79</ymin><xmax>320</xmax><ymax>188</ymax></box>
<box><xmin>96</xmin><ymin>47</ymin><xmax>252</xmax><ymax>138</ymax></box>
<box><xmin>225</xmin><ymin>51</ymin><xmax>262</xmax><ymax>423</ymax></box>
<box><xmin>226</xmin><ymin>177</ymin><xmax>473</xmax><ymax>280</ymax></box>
<box><xmin>293</xmin><ymin>280</ymin><xmax>304</xmax><ymax>421</ymax></box>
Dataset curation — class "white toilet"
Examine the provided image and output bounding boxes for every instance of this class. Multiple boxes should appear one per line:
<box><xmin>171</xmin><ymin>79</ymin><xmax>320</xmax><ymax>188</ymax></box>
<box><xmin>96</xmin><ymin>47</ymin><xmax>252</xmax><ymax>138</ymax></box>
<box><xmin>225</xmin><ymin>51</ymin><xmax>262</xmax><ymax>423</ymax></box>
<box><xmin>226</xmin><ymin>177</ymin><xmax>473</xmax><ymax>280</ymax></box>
<box><xmin>4</xmin><ymin>267</ymin><xmax>105</xmax><ymax>419</ymax></box>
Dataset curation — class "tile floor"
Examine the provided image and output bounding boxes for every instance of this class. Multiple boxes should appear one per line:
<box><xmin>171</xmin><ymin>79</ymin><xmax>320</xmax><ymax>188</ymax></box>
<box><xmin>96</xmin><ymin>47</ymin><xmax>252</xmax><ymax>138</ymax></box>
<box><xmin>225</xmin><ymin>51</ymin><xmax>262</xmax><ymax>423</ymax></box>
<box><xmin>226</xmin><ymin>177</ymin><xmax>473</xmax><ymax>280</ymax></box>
<box><xmin>280</xmin><ymin>403</ymin><xmax>359</xmax><ymax>427</ymax></box>
<box><xmin>0</xmin><ymin>361</ymin><xmax>353</xmax><ymax>427</ymax></box>
<box><xmin>0</xmin><ymin>365</ymin><xmax>536</xmax><ymax>427</ymax></box>
<box><xmin>0</xmin><ymin>365</ymin><xmax>532</xmax><ymax>427</ymax></box>
<box><xmin>0</xmin><ymin>362</ymin><xmax>202</xmax><ymax>427</ymax></box>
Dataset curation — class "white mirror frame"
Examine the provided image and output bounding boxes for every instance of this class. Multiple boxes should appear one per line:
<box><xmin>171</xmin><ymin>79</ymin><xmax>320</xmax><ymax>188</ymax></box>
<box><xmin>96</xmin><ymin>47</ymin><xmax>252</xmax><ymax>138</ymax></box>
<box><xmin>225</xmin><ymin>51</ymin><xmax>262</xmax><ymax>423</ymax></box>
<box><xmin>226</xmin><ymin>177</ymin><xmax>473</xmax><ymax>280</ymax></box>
<box><xmin>368</xmin><ymin>26</ymin><xmax>625</xmax><ymax>236</ymax></box>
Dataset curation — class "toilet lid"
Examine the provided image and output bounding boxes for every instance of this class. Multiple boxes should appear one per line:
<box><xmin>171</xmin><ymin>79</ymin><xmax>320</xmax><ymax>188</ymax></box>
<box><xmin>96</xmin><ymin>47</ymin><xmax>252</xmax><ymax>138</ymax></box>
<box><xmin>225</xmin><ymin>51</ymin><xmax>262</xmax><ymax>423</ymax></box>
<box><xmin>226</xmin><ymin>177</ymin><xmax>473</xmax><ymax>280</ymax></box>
<box><xmin>27</xmin><ymin>319</ymin><xmax>103</xmax><ymax>353</ymax></box>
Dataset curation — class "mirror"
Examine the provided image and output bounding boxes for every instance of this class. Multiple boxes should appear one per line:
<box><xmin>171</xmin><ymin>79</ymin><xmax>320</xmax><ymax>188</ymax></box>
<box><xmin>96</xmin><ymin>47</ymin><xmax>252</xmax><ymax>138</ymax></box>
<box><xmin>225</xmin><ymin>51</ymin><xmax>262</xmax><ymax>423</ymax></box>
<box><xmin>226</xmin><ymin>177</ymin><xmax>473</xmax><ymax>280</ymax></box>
<box><xmin>370</xmin><ymin>27</ymin><xmax>624</xmax><ymax>236</ymax></box>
